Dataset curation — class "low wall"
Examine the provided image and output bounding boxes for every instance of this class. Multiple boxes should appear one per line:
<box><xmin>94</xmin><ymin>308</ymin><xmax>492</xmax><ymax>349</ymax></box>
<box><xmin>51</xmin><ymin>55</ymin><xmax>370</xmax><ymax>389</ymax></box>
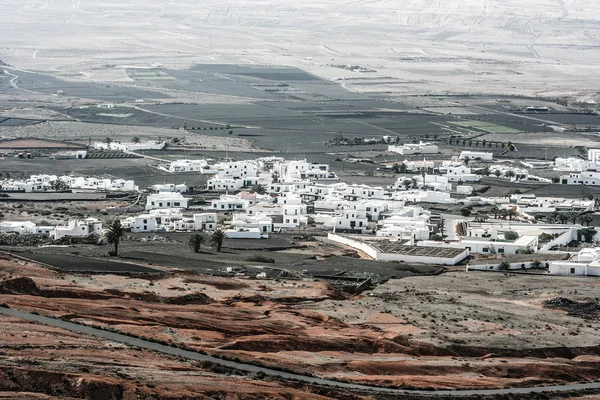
<box><xmin>466</xmin><ymin>261</ymin><xmax>549</xmax><ymax>271</ymax></box>
<box><xmin>327</xmin><ymin>233</ymin><xmax>378</xmax><ymax>259</ymax></box>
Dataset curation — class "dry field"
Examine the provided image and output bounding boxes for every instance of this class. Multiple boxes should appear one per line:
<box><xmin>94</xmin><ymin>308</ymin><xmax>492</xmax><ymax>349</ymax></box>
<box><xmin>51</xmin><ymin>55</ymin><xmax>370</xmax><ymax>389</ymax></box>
<box><xmin>0</xmin><ymin>0</ymin><xmax>598</xmax><ymax>100</ymax></box>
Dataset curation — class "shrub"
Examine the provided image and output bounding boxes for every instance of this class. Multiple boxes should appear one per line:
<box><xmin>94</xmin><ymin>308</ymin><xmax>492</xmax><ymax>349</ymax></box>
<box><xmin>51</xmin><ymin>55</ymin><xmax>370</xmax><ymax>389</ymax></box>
<box><xmin>246</xmin><ymin>255</ymin><xmax>275</xmax><ymax>263</ymax></box>
<box><xmin>498</xmin><ymin>261</ymin><xmax>511</xmax><ymax>270</ymax></box>
<box><xmin>504</xmin><ymin>231</ymin><xmax>519</xmax><ymax>241</ymax></box>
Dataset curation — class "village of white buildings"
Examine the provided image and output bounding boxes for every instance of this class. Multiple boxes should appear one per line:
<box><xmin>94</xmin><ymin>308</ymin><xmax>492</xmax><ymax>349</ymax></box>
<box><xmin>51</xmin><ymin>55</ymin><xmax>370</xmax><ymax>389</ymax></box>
<box><xmin>3</xmin><ymin>139</ymin><xmax>600</xmax><ymax>277</ymax></box>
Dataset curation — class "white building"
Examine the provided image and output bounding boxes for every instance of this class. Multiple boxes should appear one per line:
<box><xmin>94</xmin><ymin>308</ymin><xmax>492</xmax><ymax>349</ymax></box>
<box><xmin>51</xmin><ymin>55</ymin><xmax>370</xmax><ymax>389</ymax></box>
<box><xmin>54</xmin><ymin>218</ymin><xmax>102</xmax><ymax>240</ymax></box>
<box><xmin>146</xmin><ymin>192</ymin><xmax>188</xmax><ymax>210</ymax></box>
<box><xmin>150</xmin><ymin>183</ymin><xmax>187</xmax><ymax>193</ymax></box>
<box><xmin>560</xmin><ymin>171</ymin><xmax>600</xmax><ymax>186</ymax></box>
<box><xmin>458</xmin><ymin>235</ymin><xmax>539</xmax><ymax>255</ymax></box>
<box><xmin>328</xmin><ymin>208</ymin><xmax>369</xmax><ymax>233</ymax></box>
<box><xmin>231</xmin><ymin>214</ymin><xmax>273</xmax><ymax>234</ymax></box>
<box><xmin>122</xmin><ymin>214</ymin><xmax>158</xmax><ymax>233</ymax></box>
<box><xmin>167</xmin><ymin>159</ymin><xmax>214</xmax><ymax>174</ymax></box>
<box><xmin>224</xmin><ymin>227</ymin><xmax>267</xmax><ymax>239</ymax></box>
<box><xmin>460</xmin><ymin>151</ymin><xmax>493</xmax><ymax>162</ymax></box>
<box><xmin>273</xmin><ymin>160</ymin><xmax>338</xmax><ymax>181</ymax></box>
<box><xmin>0</xmin><ymin>221</ymin><xmax>38</xmax><ymax>235</ymax></box>
<box><xmin>52</xmin><ymin>150</ymin><xmax>87</xmax><ymax>160</ymax></box>
<box><xmin>444</xmin><ymin>165</ymin><xmax>480</xmax><ymax>182</ymax></box>
<box><xmin>388</xmin><ymin>142</ymin><xmax>438</xmax><ymax>156</ymax></box>
<box><xmin>549</xmin><ymin>248</ymin><xmax>600</xmax><ymax>277</ymax></box>
<box><xmin>193</xmin><ymin>213</ymin><xmax>218</xmax><ymax>231</ymax></box>
<box><xmin>93</xmin><ymin>140</ymin><xmax>166</xmax><ymax>151</ymax></box>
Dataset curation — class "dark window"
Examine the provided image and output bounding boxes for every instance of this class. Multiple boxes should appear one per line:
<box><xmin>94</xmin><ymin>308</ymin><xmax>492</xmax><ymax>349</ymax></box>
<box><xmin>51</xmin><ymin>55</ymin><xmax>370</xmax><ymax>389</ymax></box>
<box><xmin>570</xmin><ymin>268</ymin><xmax>575</xmax><ymax>274</ymax></box>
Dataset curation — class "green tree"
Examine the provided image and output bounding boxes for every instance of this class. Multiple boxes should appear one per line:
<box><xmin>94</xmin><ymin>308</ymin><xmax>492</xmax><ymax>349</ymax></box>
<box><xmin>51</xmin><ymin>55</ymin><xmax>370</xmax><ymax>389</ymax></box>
<box><xmin>105</xmin><ymin>219</ymin><xmax>125</xmax><ymax>256</ymax></box>
<box><xmin>463</xmin><ymin>157</ymin><xmax>470</xmax><ymax>167</ymax></box>
<box><xmin>504</xmin><ymin>231</ymin><xmax>519</xmax><ymax>241</ymax></box>
<box><xmin>494</xmin><ymin>170</ymin><xmax>502</xmax><ymax>177</ymax></box>
<box><xmin>211</xmin><ymin>229</ymin><xmax>226</xmax><ymax>252</ymax></box>
<box><xmin>50</xmin><ymin>179</ymin><xmax>70</xmax><ymax>191</ymax></box>
<box><xmin>579</xmin><ymin>213</ymin><xmax>593</xmax><ymax>226</ymax></box>
<box><xmin>505</xmin><ymin>170</ymin><xmax>516</xmax><ymax>179</ymax></box>
<box><xmin>188</xmin><ymin>233</ymin><xmax>204</xmax><ymax>253</ymax></box>
<box><xmin>250</xmin><ymin>184</ymin><xmax>266</xmax><ymax>195</ymax></box>
<box><xmin>132</xmin><ymin>136</ymin><xmax>140</xmax><ymax>143</ymax></box>
<box><xmin>490</xmin><ymin>205</ymin><xmax>500</xmax><ymax>219</ymax></box>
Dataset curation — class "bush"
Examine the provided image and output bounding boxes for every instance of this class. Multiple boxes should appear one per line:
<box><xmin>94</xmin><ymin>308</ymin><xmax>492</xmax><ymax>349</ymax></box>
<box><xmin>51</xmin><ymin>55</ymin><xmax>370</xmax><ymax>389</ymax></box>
<box><xmin>498</xmin><ymin>261</ymin><xmax>511</xmax><ymax>270</ymax></box>
<box><xmin>504</xmin><ymin>231</ymin><xmax>519</xmax><ymax>241</ymax></box>
<box><xmin>460</xmin><ymin>208</ymin><xmax>472</xmax><ymax>217</ymax></box>
<box><xmin>246</xmin><ymin>255</ymin><xmax>275</xmax><ymax>263</ymax></box>
<box><xmin>531</xmin><ymin>260</ymin><xmax>543</xmax><ymax>269</ymax></box>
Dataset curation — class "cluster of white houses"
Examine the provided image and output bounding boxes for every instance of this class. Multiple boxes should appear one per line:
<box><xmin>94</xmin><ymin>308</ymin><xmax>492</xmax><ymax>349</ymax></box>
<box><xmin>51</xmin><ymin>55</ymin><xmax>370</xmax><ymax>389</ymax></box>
<box><xmin>3</xmin><ymin>151</ymin><xmax>600</xmax><ymax>275</ymax></box>
<box><xmin>0</xmin><ymin>174</ymin><xmax>137</xmax><ymax>192</ymax></box>
<box><xmin>0</xmin><ymin>218</ymin><xmax>103</xmax><ymax>240</ymax></box>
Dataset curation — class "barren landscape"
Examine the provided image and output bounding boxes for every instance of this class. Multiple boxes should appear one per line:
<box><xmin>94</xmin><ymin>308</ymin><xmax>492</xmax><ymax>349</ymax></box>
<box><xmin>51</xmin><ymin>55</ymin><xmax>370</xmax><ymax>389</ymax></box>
<box><xmin>1</xmin><ymin>0</ymin><xmax>600</xmax><ymax>399</ymax></box>
<box><xmin>1</xmin><ymin>0</ymin><xmax>599</xmax><ymax>100</ymax></box>
<box><xmin>1</xmin><ymin>249</ymin><xmax>600</xmax><ymax>398</ymax></box>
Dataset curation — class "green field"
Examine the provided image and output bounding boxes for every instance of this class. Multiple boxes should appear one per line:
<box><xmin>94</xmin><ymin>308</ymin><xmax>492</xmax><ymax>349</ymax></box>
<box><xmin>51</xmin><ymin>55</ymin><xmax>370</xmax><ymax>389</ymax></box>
<box><xmin>450</xmin><ymin>120</ymin><xmax>520</xmax><ymax>134</ymax></box>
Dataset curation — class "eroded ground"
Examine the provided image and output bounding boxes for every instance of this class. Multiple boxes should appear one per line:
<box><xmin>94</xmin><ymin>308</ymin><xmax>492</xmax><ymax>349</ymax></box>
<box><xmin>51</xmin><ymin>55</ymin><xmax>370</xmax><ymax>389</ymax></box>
<box><xmin>1</xmin><ymin>252</ymin><xmax>600</xmax><ymax>398</ymax></box>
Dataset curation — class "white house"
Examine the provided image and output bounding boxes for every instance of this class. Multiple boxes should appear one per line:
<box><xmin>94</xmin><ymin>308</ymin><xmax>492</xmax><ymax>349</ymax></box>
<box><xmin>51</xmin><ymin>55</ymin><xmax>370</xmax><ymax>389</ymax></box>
<box><xmin>193</xmin><ymin>213</ymin><xmax>218</xmax><ymax>231</ymax></box>
<box><xmin>328</xmin><ymin>208</ymin><xmax>369</xmax><ymax>233</ymax></box>
<box><xmin>231</xmin><ymin>214</ymin><xmax>273</xmax><ymax>234</ymax></box>
<box><xmin>122</xmin><ymin>214</ymin><xmax>158</xmax><ymax>233</ymax></box>
<box><xmin>224</xmin><ymin>227</ymin><xmax>267</xmax><ymax>239</ymax></box>
<box><xmin>458</xmin><ymin>235</ymin><xmax>538</xmax><ymax>255</ymax></box>
<box><xmin>560</xmin><ymin>171</ymin><xmax>600</xmax><ymax>186</ymax></box>
<box><xmin>54</xmin><ymin>218</ymin><xmax>102</xmax><ymax>240</ymax></box>
<box><xmin>274</xmin><ymin>160</ymin><xmax>338</xmax><ymax>181</ymax></box>
<box><xmin>388</xmin><ymin>142</ymin><xmax>438</xmax><ymax>155</ymax></box>
<box><xmin>444</xmin><ymin>165</ymin><xmax>480</xmax><ymax>182</ymax></box>
<box><xmin>94</xmin><ymin>140</ymin><xmax>166</xmax><ymax>151</ymax></box>
<box><xmin>549</xmin><ymin>248</ymin><xmax>600</xmax><ymax>277</ymax></box>
<box><xmin>460</xmin><ymin>151</ymin><xmax>493</xmax><ymax>162</ymax></box>
<box><xmin>168</xmin><ymin>159</ymin><xmax>213</xmax><ymax>173</ymax></box>
<box><xmin>150</xmin><ymin>183</ymin><xmax>187</xmax><ymax>193</ymax></box>
<box><xmin>0</xmin><ymin>221</ymin><xmax>38</xmax><ymax>235</ymax></box>
<box><xmin>146</xmin><ymin>192</ymin><xmax>188</xmax><ymax>210</ymax></box>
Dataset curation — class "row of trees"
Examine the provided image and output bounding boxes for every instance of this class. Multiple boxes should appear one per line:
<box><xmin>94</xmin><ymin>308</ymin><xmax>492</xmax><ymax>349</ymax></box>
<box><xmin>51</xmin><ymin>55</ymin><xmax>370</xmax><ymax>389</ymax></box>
<box><xmin>448</xmin><ymin>138</ymin><xmax>516</xmax><ymax>151</ymax></box>
<box><xmin>104</xmin><ymin>219</ymin><xmax>227</xmax><ymax>257</ymax></box>
<box><xmin>534</xmin><ymin>211</ymin><xmax>593</xmax><ymax>226</ymax></box>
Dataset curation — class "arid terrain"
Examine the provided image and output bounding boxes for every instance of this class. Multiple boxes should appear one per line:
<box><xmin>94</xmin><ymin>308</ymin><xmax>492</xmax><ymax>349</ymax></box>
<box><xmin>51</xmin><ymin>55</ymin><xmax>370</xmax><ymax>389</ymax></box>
<box><xmin>1</xmin><ymin>0</ymin><xmax>599</xmax><ymax>100</ymax></box>
<box><xmin>1</xmin><ymin>250</ymin><xmax>600</xmax><ymax>398</ymax></box>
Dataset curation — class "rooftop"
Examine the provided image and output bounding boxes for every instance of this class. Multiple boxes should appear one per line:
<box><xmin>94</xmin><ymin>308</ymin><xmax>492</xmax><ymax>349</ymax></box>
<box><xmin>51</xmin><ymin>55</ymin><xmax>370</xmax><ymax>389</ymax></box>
<box><xmin>370</xmin><ymin>241</ymin><xmax>466</xmax><ymax>258</ymax></box>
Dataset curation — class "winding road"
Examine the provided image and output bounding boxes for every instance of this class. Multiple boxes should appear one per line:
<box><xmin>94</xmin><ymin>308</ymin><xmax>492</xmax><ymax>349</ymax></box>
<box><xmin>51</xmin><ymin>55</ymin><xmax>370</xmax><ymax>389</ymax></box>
<box><xmin>1</xmin><ymin>306</ymin><xmax>600</xmax><ymax>397</ymax></box>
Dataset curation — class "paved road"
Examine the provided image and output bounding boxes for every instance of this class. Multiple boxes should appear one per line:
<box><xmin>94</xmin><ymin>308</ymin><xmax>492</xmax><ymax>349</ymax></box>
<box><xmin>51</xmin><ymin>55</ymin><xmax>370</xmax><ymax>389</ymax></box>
<box><xmin>2</xmin><ymin>306</ymin><xmax>600</xmax><ymax>397</ymax></box>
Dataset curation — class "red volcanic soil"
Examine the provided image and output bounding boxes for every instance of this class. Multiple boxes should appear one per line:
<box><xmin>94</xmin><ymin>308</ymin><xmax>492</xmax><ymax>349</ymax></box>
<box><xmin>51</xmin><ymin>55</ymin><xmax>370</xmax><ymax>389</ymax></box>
<box><xmin>1</xmin><ymin>253</ymin><xmax>600</xmax><ymax>398</ymax></box>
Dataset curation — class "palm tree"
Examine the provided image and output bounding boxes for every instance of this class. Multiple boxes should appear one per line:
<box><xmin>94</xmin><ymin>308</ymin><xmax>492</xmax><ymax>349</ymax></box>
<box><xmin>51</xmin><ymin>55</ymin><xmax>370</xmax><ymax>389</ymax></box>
<box><xmin>494</xmin><ymin>170</ymin><xmax>502</xmax><ymax>177</ymax></box>
<box><xmin>402</xmin><ymin>179</ymin><xmax>412</xmax><ymax>188</ymax></box>
<box><xmin>211</xmin><ymin>229</ymin><xmax>226</xmax><ymax>252</ymax></box>
<box><xmin>579</xmin><ymin>213</ymin><xmax>593</xmax><ymax>226</ymax></box>
<box><xmin>105</xmin><ymin>219</ymin><xmax>125</xmax><ymax>256</ymax></box>
<box><xmin>505</xmin><ymin>170</ymin><xmax>516</xmax><ymax>179</ymax></box>
<box><xmin>188</xmin><ymin>233</ymin><xmax>204</xmax><ymax>253</ymax></box>
<box><xmin>491</xmin><ymin>206</ymin><xmax>500</xmax><ymax>219</ymax></box>
<box><xmin>506</xmin><ymin>207</ymin><xmax>518</xmax><ymax>221</ymax></box>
